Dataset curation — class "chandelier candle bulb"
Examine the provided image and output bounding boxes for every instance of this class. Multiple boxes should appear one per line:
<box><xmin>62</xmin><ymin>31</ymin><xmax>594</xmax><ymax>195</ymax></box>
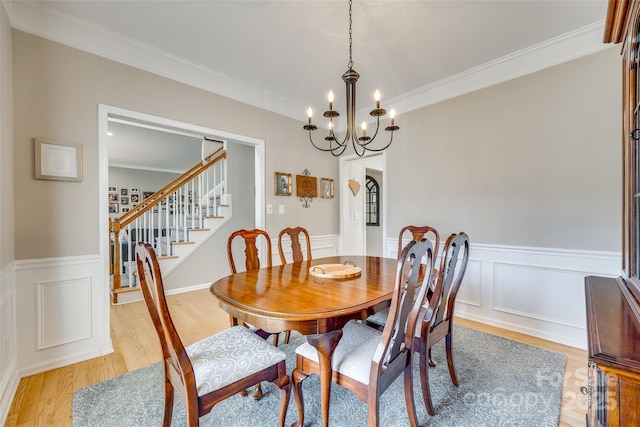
<box><xmin>307</xmin><ymin>108</ymin><xmax>313</xmax><ymax>124</ymax></box>
<box><xmin>361</xmin><ymin>122</ymin><xmax>367</xmax><ymax>136</ymax></box>
<box><xmin>328</xmin><ymin>91</ymin><xmax>334</xmax><ymax>110</ymax></box>
<box><xmin>374</xmin><ymin>90</ymin><xmax>381</xmax><ymax>109</ymax></box>
<box><xmin>390</xmin><ymin>109</ymin><xmax>395</xmax><ymax>126</ymax></box>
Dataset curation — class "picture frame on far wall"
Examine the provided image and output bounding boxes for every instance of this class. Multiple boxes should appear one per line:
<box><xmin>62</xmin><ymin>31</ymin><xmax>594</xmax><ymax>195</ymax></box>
<box><xmin>296</xmin><ymin>174</ymin><xmax>317</xmax><ymax>198</ymax></box>
<box><xmin>108</xmin><ymin>186</ymin><xmax>117</xmax><ymax>193</ymax></box>
<box><xmin>321</xmin><ymin>178</ymin><xmax>334</xmax><ymax>199</ymax></box>
<box><xmin>34</xmin><ymin>138</ymin><xmax>83</xmax><ymax>182</ymax></box>
<box><xmin>109</xmin><ymin>203</ymin><xmax>119</xmax><ymax>213</ymax></box>
<box><xmin>275</xmin><ymin>172</ymin><xmax>292</xmax><ymax>196</ymax></box>
<box><xmin>130</xmin><ymin>193</ymin><xmax>140</xmax><ymax>203</ymax></box>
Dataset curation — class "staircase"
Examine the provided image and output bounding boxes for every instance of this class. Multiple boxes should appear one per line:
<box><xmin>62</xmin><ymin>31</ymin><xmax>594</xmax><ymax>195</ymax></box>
<box><xmin>109</xmin><ymin>147</ymin><xmax>230</xmax><ymax>303</ymax></box>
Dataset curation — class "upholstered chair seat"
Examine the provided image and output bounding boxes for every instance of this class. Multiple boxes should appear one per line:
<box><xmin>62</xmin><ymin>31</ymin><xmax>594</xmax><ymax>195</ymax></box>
<box><xmin>295</xmin><ymin>320</ymin><xmax>381</xmax><ymax>385</ymax></box>
<box><xmin>188</xmin><ymin>326</ymin><xmax>287</xmax><ymax>396</ymax></box>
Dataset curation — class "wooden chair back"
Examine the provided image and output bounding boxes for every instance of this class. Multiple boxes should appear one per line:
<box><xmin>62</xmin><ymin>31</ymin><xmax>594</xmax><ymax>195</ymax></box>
<box><xmin>227</xmin><ymin>228</ymin><xmax>272</xmax><ymax>273</ymax></box>
<box><xmin>415</xmin><ymin>231</ymin><xmax>469</xmax><ymax>415</ymax></box>
<box><xmin>376</xmin><ymin>238</ymin><xmax>435</xmax><ymax>377</ymax></box>
<box><xmin>428</xmin><ymin>232</ymin><xmax>469</xmax><ymax>329</ymax></box>
<box><xmin>135</xmin><ymin>242</ymin><xmax>198</xmax><ymax>424</ymax></box>
<box><xmin>291</xmin><ymin>239</ymin><xmax>435</xmax><ymax>427</ymax></box>
<box><xmin>277</xmin><ymin>226</ymin><xmax>311</xmax><ymax>264</ymax></box>
<box><xmin>398</xmin><ymin>225</ymin><xmax>439</xmax><ymax>258</ymax></box>
<box><xmin>227</xmin><ymin>228</ymin><xmax>289</xmax><ymax>346</ymax></box>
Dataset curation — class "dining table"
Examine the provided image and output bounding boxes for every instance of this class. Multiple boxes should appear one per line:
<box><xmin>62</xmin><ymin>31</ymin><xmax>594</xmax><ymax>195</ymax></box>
<box><xmin>209</xmin><ymin>255</ymin><xmax>402</xmax><ymax>427</ymax></box>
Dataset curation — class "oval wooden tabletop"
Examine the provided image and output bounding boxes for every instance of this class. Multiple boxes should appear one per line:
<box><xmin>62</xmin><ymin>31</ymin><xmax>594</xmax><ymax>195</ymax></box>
<box><xmin>210</xmin><ymin>255</ymin><xmax>400</xmax><ymax>335</ymax></box>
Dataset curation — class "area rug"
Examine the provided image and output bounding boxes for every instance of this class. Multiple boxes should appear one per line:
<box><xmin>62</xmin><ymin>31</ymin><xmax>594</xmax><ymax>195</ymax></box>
<box><xmin>72</xmin><ymin>326</ymin><xmax>566</xmax><ymax>426</ymax></box>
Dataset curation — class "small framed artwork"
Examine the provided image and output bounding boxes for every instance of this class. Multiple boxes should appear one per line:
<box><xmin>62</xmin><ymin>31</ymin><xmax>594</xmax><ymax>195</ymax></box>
<box><xmin>130</xmin><ymin>193</ymin><xmax>140</xmax><ymax>203</ymax></box>
<box><xmin>34</xmin><ymin>138</ymin><xmax>83</xmax><ymax>182</ymax></box>
<box><xmin>275</xmin><ymin>172</ymin><xmax>292</xmax><ymax>196</ymax></box>
<box><xmin>143</xmin><ymin>191</ymin><xmax>154</xmax><ymax>200</ymax></box>
<box><xmin>121</xmin><ymin>207</ymin><xmax>129</xmax><ymax>213</ymax></box>
<box><xmin>109</xmin><ymin>203</ymin><xmax>119</xmax><ymax>213</ymax></box>
<box><xmin>108</xmin><ymin>186</ymin><xmax>117</xmax><ymax>193</ymax></box>
<box><xmin>321</xmin><ymin>178</ymin><xmax>334</xmax><ymax>199</ymax></box>
<box><xmin>121</xmin><ymin>196</ymin><xmax>129</xmax><ymax>205</ymax></box>
<box><xmin>130</xmin><ymin>188</ymin><xmax>139</xmax><ymax>194</ymax></box>
<box><xmin>108</xmin><ymin>193</ymin><xmax>118</xmax><ymax>202</ymax></box>
<box><xmin>296</xmin><ymin>174</ymin><xmax>317</xmax><ymax>198</ymax></box>
<box><xmin>120</xmin><ymin>188</ymin><xmax>128</xmax><ymax>196</ymax></box>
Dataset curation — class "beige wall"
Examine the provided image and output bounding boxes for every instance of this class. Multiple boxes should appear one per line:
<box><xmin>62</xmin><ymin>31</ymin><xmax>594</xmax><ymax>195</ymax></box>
<box><xmin>1</xmin><ymin>3</ymin><xmax>13</xmax><ymax>268</ymax></box>
<box><xmin>386</xmin><ymin>47</ymin><xmax>622</xmax><ymax>251</ymax></box>
<box><xmin>12</xmin><ymin>30</ymin><xmax>339</xmax><ymax>261</ymax></box>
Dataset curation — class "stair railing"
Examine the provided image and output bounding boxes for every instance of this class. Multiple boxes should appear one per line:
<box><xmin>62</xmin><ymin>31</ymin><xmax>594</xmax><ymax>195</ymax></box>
<box><xmin>109</xmin><ymin>147</ymin><xmax>227</xmax><ymax>303</ymax></box>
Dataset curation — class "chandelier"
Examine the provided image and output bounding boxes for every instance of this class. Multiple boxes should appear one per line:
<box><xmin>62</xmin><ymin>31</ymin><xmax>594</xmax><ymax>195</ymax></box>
<box><xmin>303</xmin><ymin>0</ymin><xmax>399</xmax><ymax>157</ymax></box>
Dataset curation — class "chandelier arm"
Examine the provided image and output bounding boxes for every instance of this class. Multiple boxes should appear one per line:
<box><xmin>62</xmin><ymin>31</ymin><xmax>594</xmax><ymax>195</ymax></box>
<box><xmin>308</xmin><ymin>133</ymin><xmax>347</xmax><ymax>153</ymax></box>
<box><xmin>329</xmin><ymin>126</ymin><xmax>350</xmax><ymax>147</ymax></box>
<box><xmin>358</xmin><ymin>116</ymin><xmax>382</xmax><ymax>147</ymax></box>
<box><xmin>361</xmin><ymin>132</ymin><xmax>395</xmax><ymax>153</ymax></box>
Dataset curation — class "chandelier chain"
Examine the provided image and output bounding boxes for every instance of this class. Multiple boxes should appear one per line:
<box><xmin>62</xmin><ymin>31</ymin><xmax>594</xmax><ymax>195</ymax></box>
<box><xmin>348</xmin><ymin>0</ymin><xmax>353</xmax><ymax>69</ymax></box>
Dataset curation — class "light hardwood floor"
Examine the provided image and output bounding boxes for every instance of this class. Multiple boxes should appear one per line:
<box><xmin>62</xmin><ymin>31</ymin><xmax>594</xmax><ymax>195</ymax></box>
<box><xmin>5</xmin><ymin>288</ymin><xmax>588</xmax><ymax>426</ymax></box>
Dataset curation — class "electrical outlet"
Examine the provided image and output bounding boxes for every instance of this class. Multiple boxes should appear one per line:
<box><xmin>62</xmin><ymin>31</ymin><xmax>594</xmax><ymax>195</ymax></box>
<box><xmin>279</xmin><ymin>204</ymin><xmax>285</xmax><ymax>214</ymax></box>
<box><xmin>266</xmin><ymin>204</ymin><xmax>273</xmax><ymax>214</ymax></box>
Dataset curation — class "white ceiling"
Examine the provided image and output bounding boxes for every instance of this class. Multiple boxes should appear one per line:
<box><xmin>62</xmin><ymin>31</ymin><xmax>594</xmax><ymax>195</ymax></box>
<box><xmin>5</xmin><ymin>0</ymin><xmax>612</xmax><ymax>170</ymax></box>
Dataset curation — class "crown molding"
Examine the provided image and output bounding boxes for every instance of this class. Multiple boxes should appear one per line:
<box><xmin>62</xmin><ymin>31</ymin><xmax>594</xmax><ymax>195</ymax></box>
<box><xmin>6</xmin><ymin>1</ymin><xmax>611</xmax><ymax>122</ymax></box>
<box><xmin>385</xmin><ymin>21</ymin><xmax>612</xmax><ymax>116</ymax></box>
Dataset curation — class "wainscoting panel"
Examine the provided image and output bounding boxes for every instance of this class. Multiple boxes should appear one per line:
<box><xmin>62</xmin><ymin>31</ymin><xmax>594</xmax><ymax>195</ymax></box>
<box><xmin>36</xmin><ymin>276</ymin><xmax>93</xmax><ymax>350</ymax></box>
<box><xmin>14</xmin><ymin>255</ymin><xmax>112</xmax><ymax>377</ymax></box>
<box><xmin>492</xmin><ymin>262</ymin><xmax>586</xmax><ymax>328</ymax></box>
<box><xmin>385</xmin><ymin>238</ymin><xmax>621</xmax><ymax>349</ymax></box>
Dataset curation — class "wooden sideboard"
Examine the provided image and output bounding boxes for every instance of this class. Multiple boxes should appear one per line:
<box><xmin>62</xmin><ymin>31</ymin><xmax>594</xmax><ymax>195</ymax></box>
<box><xmin>584</xmin><ymin>276</ymin><xmax>640</xmax><ymax>426</ymax></box>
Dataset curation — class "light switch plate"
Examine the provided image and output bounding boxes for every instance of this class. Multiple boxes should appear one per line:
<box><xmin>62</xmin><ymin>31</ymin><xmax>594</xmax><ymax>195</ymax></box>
<box><xmin>279</xmin><ymin>204</ymin><xmax>285</xmax><ymax>214</ymax></box>
<box><xmin>266</xmin><ymin>204</ymin><xmax>273</xmax><ymax>214</ymax></box>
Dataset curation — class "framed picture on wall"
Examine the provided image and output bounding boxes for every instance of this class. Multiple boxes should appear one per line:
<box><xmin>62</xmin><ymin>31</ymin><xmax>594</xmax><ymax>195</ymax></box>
<box><xmin>34</xmin><ymin>138</ymin><xmax>83</xmax><ymax>182</ymax></box>
<box><xmin>109</xmin><ymin>203</ymin><xmax>119</xmax><ymax>213</ymax></box>
<box><xmin>321</xmin><ymin>178</ymin><xmax>334</xmax><ymax>199</ymax></box>
<box><xmin>275</xmin><ymin>172</ymin><xmax>292</xmax><ymax>196</ymax></box>
<box><xmin>108</xmin><ymin>193</ymin><xmax>118</xmax><ymax>202</ymax></box>
<box><xmin>108</xmin><ymin>186</ymin><xmax>117</xmax><ymax>193</ymax></box>
<box><xmin>120</xmin><ymin>188</ymin><xmax>128</xmax><ymax>196</ymax></box>
<box><xmin>143</xmin><ymin>191</ymin><xmax>153</xmax><ymax>200</ymax></box>
<box><xmin>130</xmin><ymin>193</ymin><xmax>140</xmax><ymax>203</ymax></box>
<box><xmin>121</xmin><ymin>196</ymin><xmax>129</xmax><ymax>205</ymax></box>
<box><xmin>131</xmin><ymin>188</ymin><xmax>139</xmax><ymax>193</ymax></box>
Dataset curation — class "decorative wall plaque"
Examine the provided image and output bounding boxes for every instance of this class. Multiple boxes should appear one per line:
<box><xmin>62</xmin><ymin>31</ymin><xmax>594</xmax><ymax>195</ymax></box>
<box><xmin>296</xmin><ymin>169</ymin><xmax>317</xmax><ymax>208</ymax></box>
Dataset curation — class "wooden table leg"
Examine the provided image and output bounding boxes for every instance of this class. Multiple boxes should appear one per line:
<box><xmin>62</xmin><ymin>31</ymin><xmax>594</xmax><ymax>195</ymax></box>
<box><xmin>306</xmin><ymin>329</ymin><xmax>343</xmax><ymax>427</ymax></box>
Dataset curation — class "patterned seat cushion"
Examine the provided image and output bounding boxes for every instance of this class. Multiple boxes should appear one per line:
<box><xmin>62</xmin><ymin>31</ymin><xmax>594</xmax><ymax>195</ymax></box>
<box><xmin>295</xmin><ymin>320</ymin><xmax>381</xmax><ymax>385</ymax></box>
<box><xmin>186</xmin><ymin>325</ymin><xmax>286</xmax><ymax>396</ymax></box>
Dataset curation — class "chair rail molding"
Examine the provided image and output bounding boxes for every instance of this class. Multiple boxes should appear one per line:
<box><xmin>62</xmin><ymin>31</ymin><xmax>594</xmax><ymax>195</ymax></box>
<box><xmin>386</xmin><ymin>239</ymin><xmax>621</xmax><ymax>349</ymax></box>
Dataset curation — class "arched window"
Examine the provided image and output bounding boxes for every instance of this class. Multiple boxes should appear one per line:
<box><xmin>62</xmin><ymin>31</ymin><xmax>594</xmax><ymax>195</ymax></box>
<box><xmin>366</xmin><ymin>175</ymin><xmax>380</xmax><ymax>226</ymax></box>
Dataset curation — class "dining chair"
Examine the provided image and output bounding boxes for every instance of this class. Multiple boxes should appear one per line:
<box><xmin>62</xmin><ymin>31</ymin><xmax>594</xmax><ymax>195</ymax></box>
<box><xmin>277</xmin><ymin>226</ymin><xmax>312</xmax><ymax>264</ymax></box>
<box><xmin>227</xmin><ymin>228</ymin><xmax>290</xmax><ymax>347</ymax></box>
<box><xmin>413</xmin><ymin>232</ymin><xmax>469</xmax><ymax>415</ymax></box>
<box><xmin>365</xmin><ymin>225</ymin><xmax>440</xmax><ymax>330</ymax></box>
<box><xmin>291</xmin><ymin>239</ymin><xmax>435</xmax><ymax>427</ymax></box>
<box><xmin>135</xmin><ymin>242</ymin><xmax>291</xmax><ymax>427</ymax></box>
